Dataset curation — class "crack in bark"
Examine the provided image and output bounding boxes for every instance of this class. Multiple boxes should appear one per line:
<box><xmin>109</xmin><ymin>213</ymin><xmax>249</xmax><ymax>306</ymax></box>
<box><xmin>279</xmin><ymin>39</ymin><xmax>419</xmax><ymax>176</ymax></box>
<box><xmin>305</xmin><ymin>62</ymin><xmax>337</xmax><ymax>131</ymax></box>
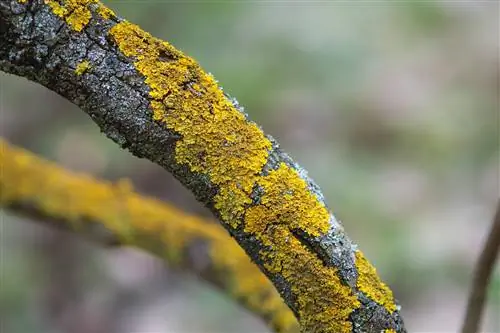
<box><xmin>0</xmin><ymin>2</ymin><xmax>407</xmax><ymax>332</ymax></box>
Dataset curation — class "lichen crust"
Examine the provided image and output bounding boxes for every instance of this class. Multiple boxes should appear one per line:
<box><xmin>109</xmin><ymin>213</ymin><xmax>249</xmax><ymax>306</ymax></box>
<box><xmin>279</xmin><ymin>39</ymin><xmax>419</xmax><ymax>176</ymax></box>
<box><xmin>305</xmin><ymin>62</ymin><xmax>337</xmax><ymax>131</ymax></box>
<box><xmin>41</xmin><ymin>0</ymin><xmax>115</xmax><ymax>31</ymax></box>
<box><xmin>22</xmin><ymin>0</ymin><xmax>402</xmax><ymax>330</ymax></box>
<box><xmin>0</xmin><ymin>138</ymin><xmax>298</xmax><ymax>333</ymax></box>
<box><xmin>108</xmin><ymin>21</ymin><xmax>364</xmax><ymax>331</ymax></box>
<box><xmin>75</xmin><ymin>60</ymin><xmax>91</xmax><ymax>75</ymax></box>
<box><xmin>355</xmin><ymin>250</ymin><xmax>397</xmax><ymax>313</ymax></box>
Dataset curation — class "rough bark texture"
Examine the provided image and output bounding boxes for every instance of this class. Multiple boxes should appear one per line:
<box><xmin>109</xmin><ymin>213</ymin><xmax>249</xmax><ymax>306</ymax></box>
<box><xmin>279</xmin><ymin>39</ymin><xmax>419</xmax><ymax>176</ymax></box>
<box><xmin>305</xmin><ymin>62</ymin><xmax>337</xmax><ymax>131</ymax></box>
<box><xmin>0</xmin><ymin>1</ymin><xmax>406</xmax><ymax>332</ymax></box>
<box><xmin>0</xmin><ymin>138</ymin><xmax>298</xmax><ymax>333</ymax></box>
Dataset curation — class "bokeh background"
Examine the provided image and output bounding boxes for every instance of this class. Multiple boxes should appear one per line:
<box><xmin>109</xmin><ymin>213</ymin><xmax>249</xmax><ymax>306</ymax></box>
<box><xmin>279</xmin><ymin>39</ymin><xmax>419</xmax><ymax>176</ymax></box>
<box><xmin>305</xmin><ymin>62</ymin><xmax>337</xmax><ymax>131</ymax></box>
<box><xmin>1</xmin><ymin>1</ymin><xmax>499</xmax><ymax>332</ymax></box>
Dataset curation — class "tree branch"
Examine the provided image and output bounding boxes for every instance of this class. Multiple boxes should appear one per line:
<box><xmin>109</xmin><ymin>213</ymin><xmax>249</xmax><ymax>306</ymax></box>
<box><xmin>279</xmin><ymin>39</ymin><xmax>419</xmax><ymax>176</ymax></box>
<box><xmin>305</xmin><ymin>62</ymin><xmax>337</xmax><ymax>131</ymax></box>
<box><xmin>461</xmin><ymin>200</ymin><xmax>500</xmax><ymax>333</ymax></box>
<box><xmin>0</xmin><ymin>138</ymin><xmax>298</xmax><ymax>333</ymax></box>
<box><xmin>0</xmin><ymin>1</ymin><xmax>405</xmax><ymax>331</ymax></box>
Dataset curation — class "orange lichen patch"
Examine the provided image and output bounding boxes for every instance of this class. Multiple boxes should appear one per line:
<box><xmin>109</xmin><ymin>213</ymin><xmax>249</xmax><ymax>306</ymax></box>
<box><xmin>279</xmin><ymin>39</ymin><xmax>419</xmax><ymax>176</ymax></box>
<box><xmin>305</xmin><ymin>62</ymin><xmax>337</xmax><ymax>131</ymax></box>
<box><xmin>0</xmin><ymin>139</ymin><xmax>298</xmax><ymax>333</ymax></box>
<box><xmin>75</xmin><ymin>60</ymin><xmax>91</xmax><ymax>75</ymax></box>
<box><xmin>355</xmin><ymin>250</ymin><xmax>397</xmax><ymax>313</ymax></box>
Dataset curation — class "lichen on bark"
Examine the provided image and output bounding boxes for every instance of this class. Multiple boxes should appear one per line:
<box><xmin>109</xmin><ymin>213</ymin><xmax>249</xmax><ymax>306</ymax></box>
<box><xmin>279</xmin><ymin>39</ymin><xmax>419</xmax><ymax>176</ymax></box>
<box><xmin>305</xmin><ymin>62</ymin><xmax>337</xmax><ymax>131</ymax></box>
<box><xmin>0</xmin><ymin>1</ymin><xmax>406</xmax><ymax>332</ymax></box>
<box><xmin>0</xmin><ymin>138</ymin><xmax>298</xmax><ymax>333</ymax></box>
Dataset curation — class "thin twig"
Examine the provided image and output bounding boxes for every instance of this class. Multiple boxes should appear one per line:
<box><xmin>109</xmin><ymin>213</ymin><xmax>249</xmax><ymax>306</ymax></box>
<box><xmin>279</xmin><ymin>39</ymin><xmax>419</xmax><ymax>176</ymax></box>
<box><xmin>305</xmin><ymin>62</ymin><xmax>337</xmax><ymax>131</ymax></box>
<box><xmin>461</xmin><ymin>200</ymin><xmax>500</xmax><ymax>333</ymax></box>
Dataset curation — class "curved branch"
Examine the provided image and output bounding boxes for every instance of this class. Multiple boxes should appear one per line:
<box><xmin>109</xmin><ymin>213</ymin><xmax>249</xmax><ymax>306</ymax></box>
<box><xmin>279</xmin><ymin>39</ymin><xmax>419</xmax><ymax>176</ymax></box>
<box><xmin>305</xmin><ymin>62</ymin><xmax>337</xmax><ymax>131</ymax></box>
<box><xmin>0</xmin><ymin>1</ymin><xmax>405</xmax><ymax>332</ymax></box>
<box><xmin>461</xmin><ymin>200</ymin><xmax>500</xmax><ymax>333</ymax></box>
<box><xmin>0</xmin><ymin>138</ymin><xmax>298</xmax><ymax>333</ymax></box>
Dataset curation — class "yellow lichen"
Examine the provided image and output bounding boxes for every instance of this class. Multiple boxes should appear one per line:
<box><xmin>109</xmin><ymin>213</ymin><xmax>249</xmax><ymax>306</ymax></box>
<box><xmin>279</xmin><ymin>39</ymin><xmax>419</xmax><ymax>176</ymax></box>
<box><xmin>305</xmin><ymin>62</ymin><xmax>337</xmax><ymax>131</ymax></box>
<box><xmin>96</xmin><ymin>2</ymin><xmax>115</xmax><ymax>19</ymax></box>
<box><xmin>109</xmin><ymin>21</ymin><xmax>272</xmax><ymax>228</ymax></box>
<box><xmin>75</xmin><ymin>60</ymin><xmax>91</xmax><ymax>75</ymax></box>
<box><xmin>44</xmin><ymin>0</ymin><xmax>97</xmax><ymax>32</ymax></box>
<box><xmin>109</xmin><ymin>20</ymin><xmax>361</xmax><ymax>332</ymax></box>
<box><xmin>271</xmin><ymin>235</ymin><xmax>360</xmax><ymax>332</ymax></box>
<box><xmin>385</xmin><ymin>330</ymin><xmax>397</xmax><ymax>333</ymax></box>
<box><xmin>245</xmin><ymin>163</ymin><xmax>330</xmax><ymax>237</ymax></box>
<box><xmin>243</xmin><ymin>163</ymin><xmax>360</xmax><ymax>330</ymax></box>
<box><xmin>355</xmin><ymin>250</ymin><xmax>397</xmax><ymax>313</ymax></box>
<box><xmin>27</xmin><ymin>0</ymin><xmax>113</xmax><ymax>32</ymax></box>
<box><xmin>20</xmin><ymin>0</ymin><xmax>399</xmax><ymax>329</ymax></box>
<box><xmin>210</xmin><ymin>239</ymin><xmax>298</xmax><ymax>332</ymax></box>
<box><xmin>0</xmin><ymin>139</ymin><xmax>298</xmax><ymax>333</ymax></box>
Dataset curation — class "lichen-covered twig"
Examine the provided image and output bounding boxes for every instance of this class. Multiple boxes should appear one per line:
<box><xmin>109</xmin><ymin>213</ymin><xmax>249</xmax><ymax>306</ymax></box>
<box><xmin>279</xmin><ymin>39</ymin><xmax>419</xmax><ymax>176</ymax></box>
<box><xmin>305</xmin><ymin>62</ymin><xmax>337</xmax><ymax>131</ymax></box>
<box><xmin>461</xmin><ymin>200</ymin><xmax>500</xmax><ymax>333</ymax></box>
<box><xmin>0</xmin><ymin>138</ymin><xmax>298</xmax><ymax>333</ymax></box>
<box><xmin>0</xmin><ymin>1</ymin><xmax>405</xmax><ymax>331</ymax></box>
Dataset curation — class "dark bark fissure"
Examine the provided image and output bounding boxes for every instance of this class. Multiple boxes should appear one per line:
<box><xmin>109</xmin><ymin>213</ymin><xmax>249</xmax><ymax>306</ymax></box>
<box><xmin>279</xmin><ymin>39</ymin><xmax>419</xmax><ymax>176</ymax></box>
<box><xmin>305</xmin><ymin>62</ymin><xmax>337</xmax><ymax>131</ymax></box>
<box><xmin>0</xmin><ymin>2</ymin><xmax>407</xmax><ymax>332</ymax></box>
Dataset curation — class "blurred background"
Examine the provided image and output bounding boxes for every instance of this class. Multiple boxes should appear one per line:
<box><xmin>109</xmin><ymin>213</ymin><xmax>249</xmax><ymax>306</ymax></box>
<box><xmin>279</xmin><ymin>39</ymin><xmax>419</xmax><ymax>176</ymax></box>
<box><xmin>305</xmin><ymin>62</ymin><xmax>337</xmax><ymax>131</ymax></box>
<box><xmin>1</xmin><ymin>0</ymin><xmax>498</xmax><ymax>332</ymax></box>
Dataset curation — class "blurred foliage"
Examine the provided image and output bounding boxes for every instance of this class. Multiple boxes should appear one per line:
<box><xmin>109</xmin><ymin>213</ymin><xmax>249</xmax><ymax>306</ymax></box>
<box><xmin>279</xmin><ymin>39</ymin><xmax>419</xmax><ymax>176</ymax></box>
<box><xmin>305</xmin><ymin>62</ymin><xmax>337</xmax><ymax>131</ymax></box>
<box><xmin>1</xmin><ymin>1</ymin><xmax>498</xmax><ymax>332</ymax></box>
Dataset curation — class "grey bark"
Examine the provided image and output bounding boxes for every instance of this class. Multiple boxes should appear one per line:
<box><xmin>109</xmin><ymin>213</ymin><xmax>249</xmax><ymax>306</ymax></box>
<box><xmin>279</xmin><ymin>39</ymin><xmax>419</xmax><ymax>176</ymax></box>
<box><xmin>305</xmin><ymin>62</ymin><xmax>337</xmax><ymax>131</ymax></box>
<box><xmin>0</xmin><ymin>1</ymin><xmax>406</xmax><ymax>332</ymax></box>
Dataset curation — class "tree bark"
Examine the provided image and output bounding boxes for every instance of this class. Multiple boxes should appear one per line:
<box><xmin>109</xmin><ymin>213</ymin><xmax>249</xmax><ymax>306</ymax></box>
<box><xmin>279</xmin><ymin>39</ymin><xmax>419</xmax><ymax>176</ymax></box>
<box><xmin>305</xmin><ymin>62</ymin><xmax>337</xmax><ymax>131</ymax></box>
<box><xmin>0</xmin><ymin>1</ymin><xmax>406</xmax><ymax>332</ymax></box>
<box><xmin>461</xmin><ymin>200</ymin><xmax>500</xmax><ymax>333</ymax></box>
<box><xmin>0</xmin><ymin>138</ymin><xmax>298</xmax><ymax>333</ymax></box>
